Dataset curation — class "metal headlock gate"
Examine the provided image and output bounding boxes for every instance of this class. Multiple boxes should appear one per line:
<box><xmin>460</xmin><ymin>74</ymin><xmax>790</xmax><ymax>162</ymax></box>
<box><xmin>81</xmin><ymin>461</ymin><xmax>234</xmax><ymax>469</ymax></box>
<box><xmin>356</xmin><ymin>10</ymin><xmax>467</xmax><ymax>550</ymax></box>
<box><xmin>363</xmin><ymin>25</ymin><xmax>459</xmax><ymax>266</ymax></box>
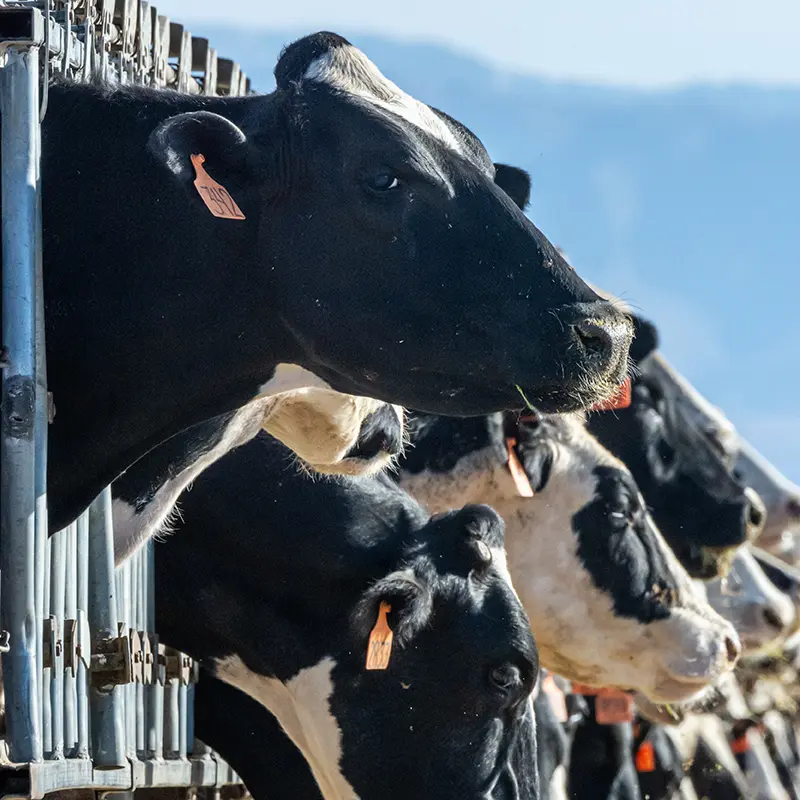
<box><xmin>0</xmin><ymin>2</ymin><xmax>250</xmax><ymax>796</ymax></box>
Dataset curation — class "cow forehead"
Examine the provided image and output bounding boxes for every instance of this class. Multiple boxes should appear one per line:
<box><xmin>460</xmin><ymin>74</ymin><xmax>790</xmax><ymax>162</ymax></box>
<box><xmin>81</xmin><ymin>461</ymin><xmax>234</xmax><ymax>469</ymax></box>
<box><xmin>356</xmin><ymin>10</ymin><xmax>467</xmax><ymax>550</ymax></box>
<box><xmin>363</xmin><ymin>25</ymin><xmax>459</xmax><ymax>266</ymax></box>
<box><xmin>303</xmin><ymin>44</ymin><xmax>467</xmax><ymax>157</ymax></box>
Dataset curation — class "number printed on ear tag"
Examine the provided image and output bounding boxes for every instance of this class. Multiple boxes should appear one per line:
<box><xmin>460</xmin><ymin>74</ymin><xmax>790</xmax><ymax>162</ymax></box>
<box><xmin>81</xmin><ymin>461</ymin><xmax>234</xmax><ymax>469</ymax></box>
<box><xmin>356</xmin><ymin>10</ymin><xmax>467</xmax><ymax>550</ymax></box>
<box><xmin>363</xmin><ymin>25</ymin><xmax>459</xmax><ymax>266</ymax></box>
<box><xmin>366</xmin><ymin>601</ymin><xmax>393</xmax><ymax>671</ymax></box>
<box><xmin>191</xmin><ymin>153</ymin><xmax>246</xmax><ymax>220</ymax></box>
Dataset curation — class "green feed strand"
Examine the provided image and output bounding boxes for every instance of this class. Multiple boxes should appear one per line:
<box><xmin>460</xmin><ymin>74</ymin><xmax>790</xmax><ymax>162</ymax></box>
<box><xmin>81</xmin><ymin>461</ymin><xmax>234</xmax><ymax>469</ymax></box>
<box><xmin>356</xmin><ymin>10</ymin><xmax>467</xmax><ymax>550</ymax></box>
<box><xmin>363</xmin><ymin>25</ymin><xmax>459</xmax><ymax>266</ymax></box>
<box><xmin>515</xmin><ymin>385</ymin><xmax>536</xmax><ymax>412</ymax></box>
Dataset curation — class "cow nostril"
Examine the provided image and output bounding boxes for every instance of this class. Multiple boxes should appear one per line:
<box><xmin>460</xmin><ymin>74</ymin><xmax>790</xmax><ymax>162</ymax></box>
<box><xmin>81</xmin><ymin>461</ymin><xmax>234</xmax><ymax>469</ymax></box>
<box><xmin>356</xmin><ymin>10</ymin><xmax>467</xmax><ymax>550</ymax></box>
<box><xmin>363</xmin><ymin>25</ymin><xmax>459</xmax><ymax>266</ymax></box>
<box><xmin>725</xmin><ymin>634</ymin><xmax>741</xmax><ymax>664</ymax></box>
<box><xmin>763</xmin><ymin>607</ymin><xmax>786</xmax><ymax>631</ymax></box>
<box><xmin>787</xmin><ymin>497</ymin><xmax>800</xmax><ymax>520</ymax></box>
<box><xmin>573</xmin><ymin>320</ymin><xmax>612</xmax><ymax>359</ymax></box>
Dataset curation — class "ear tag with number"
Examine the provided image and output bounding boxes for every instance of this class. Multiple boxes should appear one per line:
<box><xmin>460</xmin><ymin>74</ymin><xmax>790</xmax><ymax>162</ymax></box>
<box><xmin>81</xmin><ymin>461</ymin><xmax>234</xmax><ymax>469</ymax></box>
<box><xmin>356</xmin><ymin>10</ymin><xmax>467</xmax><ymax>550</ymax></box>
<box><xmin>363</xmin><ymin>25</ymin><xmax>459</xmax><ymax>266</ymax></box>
<box><xmin>190</xmin><ymin>153</ymin><xmax>246</xmax><ymax>220</ymax></box>
<box><xmin>506</xmin><ymin>438</ymin><xmax>534</xmax><ymax>497</ymax></box>
<box><xmin>595</xmin><ymin>689</ymin><xmax>634</xmax><ymax>724</ymax></box>
<box><xmin>366</xmin><ymin>601</ymin><xmax>393</xmax><ymax>671</ymax></box>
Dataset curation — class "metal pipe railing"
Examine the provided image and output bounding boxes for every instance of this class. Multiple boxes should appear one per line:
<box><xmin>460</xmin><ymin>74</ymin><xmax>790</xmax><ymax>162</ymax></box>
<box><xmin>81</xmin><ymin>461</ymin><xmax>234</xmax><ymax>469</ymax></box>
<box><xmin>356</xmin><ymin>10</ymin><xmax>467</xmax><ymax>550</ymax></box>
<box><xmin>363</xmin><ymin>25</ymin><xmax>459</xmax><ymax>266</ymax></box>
<box><xmin>0</xmin><ymin>24</ymin><xmax>44</xmax><ymax>765</ymax></box>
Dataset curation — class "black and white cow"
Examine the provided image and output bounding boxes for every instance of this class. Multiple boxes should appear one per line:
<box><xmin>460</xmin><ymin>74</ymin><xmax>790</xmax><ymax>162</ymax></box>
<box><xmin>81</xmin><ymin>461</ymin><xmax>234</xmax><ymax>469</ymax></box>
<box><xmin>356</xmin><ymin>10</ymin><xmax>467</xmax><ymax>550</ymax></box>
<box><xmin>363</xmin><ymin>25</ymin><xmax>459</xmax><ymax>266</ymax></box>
<box><xmin>586</xmin><ymin>320</ymin><xmax>764</xmax><ymax>579</ymax></box>
<box><xmin>24</xmin><ymin>31</ymin><xmax>633</xmax><ymax>531</ymax></box>
<box><xmin>398</xmin><ymin>410</ymin><xmax>740</xmax><ymax>704</ymax></box>
<box><xmin>111</xmin><ymin>397</ymin><xmax>403</xmax><ymax>562</ymax></box>
<box><xmin>643</xmin><ymin>355</ymin><xmax>800</xmax><ymax>554</ymax></box>
<box><xmin>152</xmin><ymin>432</ymin><xmax>539</xmax><ymax>799</ymax></box>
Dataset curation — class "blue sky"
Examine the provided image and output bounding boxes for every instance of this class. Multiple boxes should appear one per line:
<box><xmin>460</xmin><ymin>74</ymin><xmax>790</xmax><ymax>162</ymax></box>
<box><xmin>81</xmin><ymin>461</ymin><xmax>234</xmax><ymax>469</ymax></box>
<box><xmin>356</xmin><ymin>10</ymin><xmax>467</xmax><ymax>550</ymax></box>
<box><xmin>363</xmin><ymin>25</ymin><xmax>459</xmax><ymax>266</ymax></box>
<box><xmin>159</xmin><ymin>0</ymin><xmax>800</xmax><ymax>87</ymax></box>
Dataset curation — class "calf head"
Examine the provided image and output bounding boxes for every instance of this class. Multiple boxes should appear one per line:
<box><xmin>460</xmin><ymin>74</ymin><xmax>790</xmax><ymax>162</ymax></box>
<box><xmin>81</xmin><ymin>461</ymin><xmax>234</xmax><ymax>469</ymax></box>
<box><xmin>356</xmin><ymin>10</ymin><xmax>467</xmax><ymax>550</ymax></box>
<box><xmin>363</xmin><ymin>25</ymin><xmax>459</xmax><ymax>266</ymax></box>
<box><xmin>704</xmin><ymin>548</ymin><xmax>796</xmax><ymax>655</ymax></box>
<box><xmin>587</xmin><ymin>319</ymin><xmax>764</xmax><ymax>579</ymax></box>
<box><xmin>400</xmin><ymin>411</ymin><xmax>740</xmax><ymax>704</ymax></box>
<box><xmin>148</xmin><ymin>32</ymin><xmax>633</xmax><ymax>416</ymax></box>
<box><xmin>155</xmin><ymin>436</ymin><xmax>538</xmax><ymax>800</ymax></box>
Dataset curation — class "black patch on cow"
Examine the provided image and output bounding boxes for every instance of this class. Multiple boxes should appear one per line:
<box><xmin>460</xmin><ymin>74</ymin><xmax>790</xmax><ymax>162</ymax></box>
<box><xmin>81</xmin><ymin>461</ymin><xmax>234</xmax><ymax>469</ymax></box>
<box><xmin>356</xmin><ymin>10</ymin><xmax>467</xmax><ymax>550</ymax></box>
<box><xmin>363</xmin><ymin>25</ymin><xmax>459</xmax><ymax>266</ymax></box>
<box><xmin>401</xmin><ymin>413</ymin><xmax>506</xmax><ymax>474</ymax></box>
<box><xmin>629</xmin><ymin>315</ymin><xmax>659</xmax><ymax>365</ymax></box>
<box><xmin>346</xmin><ymin>403</ymin><xmax>402</xmax><ymax>461</ymax></box>
<box><xmin>572</xmin><ymin>466</ymin><xmax>678</xmax><ymax>623</ymax></box>
<box><xmin>588</xmin><ymin>350</ymin><xmax>753</xmax><ymax>577</ymax></box>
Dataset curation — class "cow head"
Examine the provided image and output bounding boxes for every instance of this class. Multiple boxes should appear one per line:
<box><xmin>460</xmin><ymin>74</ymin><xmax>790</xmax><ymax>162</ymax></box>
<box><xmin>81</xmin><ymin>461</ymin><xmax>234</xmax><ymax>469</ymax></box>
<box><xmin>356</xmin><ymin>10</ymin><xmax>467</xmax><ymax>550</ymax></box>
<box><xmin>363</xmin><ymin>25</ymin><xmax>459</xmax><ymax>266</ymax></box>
<box><xmin>155</xmin><ymin>434</ymin><xmax>538</xmax><ymax>799</ymax></box>
<box><xmin>587</xmin><ymin>317</ymin><xmax>765</xmax><ymax>579</ymax></box>
<box><xmin>704</xmin><ymin>548</ymin><xmax>796</xmax><ymax>655</ymax></box>
<box><xmin>400</xmin><ymin>411</ymin><xmax>740</xmax><ymax>704</ymax></box>
<box><xmin>147</xmin><ymin>32</ymin><xmax>633</xmax><ymax>417</ymax></box>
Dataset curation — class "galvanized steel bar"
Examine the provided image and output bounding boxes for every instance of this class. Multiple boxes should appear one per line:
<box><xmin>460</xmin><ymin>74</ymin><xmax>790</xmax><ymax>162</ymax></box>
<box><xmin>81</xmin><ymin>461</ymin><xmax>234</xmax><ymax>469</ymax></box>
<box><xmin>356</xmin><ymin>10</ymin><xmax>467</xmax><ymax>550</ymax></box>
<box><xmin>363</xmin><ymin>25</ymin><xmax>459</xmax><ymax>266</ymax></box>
<box><xmin>63</xmin><ymin>523</ymin><xmax>78</xmax><ymax>755</ymax></box>
<box><xmin>75</xmin><ymin>512</ymin><xmax>90</xmax><ymax>757</ymax></box>
<box><xmin>0</xmin><ymin>10</ymin><xmax>45</xmax><ymax>763</ymax></box>
<box><xmin>87</xmin><ymin>488</ymin><xmax>126</xmax><ymax>768</ymax></box>
<box><xmin>145</xmin><ymin>543</ymin><xmax>163</xmax><ymax>760</ymax></box>
<box><xmin>135</xmin><ymin>548</ymin><xmax>146</xmax><ymax>758</ymax></box>
<box><xmin>48</xmin><ymin>531</ymin><xmax>66</xmax><ymax>757</ymax></box>
<box><xmin>41</xmin><ymin>537</ymin><xmax>52</xmax><ymax>757</ymax></box>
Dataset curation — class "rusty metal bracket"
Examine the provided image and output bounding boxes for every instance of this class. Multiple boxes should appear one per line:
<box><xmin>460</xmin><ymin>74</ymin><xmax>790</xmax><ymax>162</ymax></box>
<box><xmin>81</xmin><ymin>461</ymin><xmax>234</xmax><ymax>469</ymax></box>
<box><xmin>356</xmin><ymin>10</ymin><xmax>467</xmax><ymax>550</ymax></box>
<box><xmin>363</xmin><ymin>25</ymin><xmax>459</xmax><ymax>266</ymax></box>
<box><xmin>159</xmin><ymin>644</ymin><xmax>194</xmax><ymax>685</ymax></box>
<box><xmin>90</xmin><ymin>622</ymin><xmax>133</xmax><ymax>687</ymax></box>
<box><xmin>42</xmin><ymin>615</ymin><xmax>62</xmax><ymax>670</ymax></box>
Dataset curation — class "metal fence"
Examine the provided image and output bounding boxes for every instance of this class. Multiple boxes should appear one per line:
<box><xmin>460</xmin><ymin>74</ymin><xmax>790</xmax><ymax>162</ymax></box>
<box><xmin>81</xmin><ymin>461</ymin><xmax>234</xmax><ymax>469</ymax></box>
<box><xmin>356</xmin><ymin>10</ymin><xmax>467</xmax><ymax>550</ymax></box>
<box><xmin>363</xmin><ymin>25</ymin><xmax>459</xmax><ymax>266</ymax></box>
<box><xmin>0</xmin><ymin>2</ymin><xmax>250</xmax><ymax>795</ymax></box>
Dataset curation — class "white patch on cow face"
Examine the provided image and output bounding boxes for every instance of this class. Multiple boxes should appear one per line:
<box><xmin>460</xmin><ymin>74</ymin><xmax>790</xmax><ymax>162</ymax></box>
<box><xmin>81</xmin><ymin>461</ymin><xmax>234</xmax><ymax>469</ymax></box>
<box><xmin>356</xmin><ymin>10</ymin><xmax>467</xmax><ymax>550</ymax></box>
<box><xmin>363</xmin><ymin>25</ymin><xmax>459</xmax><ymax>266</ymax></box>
<box><xmin>705</xmin><ymin>548</ymin><xmax>796</xmax><ymax>654</ymax></box>
<box><xmin>215</xmin><ymin>655</ymin><xmax>360</xmax><ymax>800</ymax></box>
<box><xmin>304</xmin><ymin>45</ymin><xmax>463</xmax><ymax>156</ymax></box>
<box><xmin>401</xmin><ymin>414</ymin><xmax>737</xmax><ymax>704</ymax></box>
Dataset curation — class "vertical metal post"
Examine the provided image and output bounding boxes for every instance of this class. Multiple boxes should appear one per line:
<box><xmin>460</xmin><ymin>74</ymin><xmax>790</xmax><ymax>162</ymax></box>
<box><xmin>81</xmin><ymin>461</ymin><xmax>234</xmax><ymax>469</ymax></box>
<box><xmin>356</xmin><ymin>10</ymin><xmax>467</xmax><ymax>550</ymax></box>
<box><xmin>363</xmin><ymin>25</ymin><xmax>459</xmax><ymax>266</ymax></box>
<box><xmin>116</xmin><ymin>557</ymin><xmax>135</xmax><ymax>760</ymax></box>
<box><xmin>0</xmin><ymin>15</ymin><xmax>45</xmax><ymax>762</ymax></box>
<box><xmin>64</xmin><ymin>523</ymin><xmax>78</xmax><ymax>754</ymax></box>
<box><xmin>165</xmin><ymin>679</ymin><xmax>179</xmax><ymax>759</ymax></box>
<box><xmin>41</xmin><ymin>537</ymin><xmax>52</xmax><ymax>757</ymax></box>
<box><xmin>135</xmin><ymin>548</ymin><xmax>146</xmax><ymax>758</ymax></box>
<box><xmin>48</xmin><ymin>531</ymin><xmax>66</xmax><ymax>757</ymax></box>
<box><xmin>145</xmin><ymin>543</ymin><xmax>162</xmax><ymax>760</ymax></box>
<box><xmin>75</xmin><ymin>511</ymin><xmax>90</xmax><ymax>757</ymax></box>
<box><xmin>88</xmin><ymin>488</ymin><xmax>126</xmax><ymax>768</ymax></box>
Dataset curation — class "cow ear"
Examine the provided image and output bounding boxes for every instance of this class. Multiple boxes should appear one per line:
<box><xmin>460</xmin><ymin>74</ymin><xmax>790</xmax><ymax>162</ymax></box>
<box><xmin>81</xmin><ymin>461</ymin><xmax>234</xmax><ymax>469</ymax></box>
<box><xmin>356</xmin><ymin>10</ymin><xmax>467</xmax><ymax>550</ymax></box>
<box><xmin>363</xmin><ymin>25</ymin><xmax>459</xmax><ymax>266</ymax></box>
<box><xmin>630</xmin><ymin>315</ymin><xmax>659</xmax><ymax>364</ymax></box>
<box><xmin>275</xmin><ymin>31</ymin><xmax>354</xmax><ymax>89</ymax></box>
<box><xmin>352</xmin><ymin>570</ymin><xmax>433</xmax><ymax>646</ymax></box>
<box><xmin>517</xmin><ymin>437</ymin><xmax>554</xmax><ymax>493</ymax></box>
<box><xmin>428</xmin><ymin>504</ymin><xmax>504</xmax><ymax>578</ymax></box>
<box><xmin>494</xmin><ymin>163</ymin><xmax>531</xmax><ymax>210</ymax></box>
<box><xmin>148</xmin><ymin>111</ymin><xmax>256</xmax><ymax>187</ymax></box>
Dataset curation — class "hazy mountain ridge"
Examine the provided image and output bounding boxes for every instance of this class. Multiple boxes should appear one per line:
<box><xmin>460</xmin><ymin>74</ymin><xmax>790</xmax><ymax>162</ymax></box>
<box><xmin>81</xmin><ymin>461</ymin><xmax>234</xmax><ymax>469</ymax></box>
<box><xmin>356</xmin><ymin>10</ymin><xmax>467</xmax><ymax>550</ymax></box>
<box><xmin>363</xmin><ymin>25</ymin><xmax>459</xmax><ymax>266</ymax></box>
<box><xmin>194</xmin><ymin>26</ymin><xmax>800</xmax><ymax>480</ymax></box>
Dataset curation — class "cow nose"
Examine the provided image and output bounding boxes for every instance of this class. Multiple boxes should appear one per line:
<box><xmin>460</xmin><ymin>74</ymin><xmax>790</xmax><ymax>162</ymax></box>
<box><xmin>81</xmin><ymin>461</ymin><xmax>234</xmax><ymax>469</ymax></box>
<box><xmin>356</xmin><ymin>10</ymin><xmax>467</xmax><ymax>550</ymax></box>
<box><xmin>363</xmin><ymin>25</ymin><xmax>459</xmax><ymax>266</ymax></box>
<box><xmin>744</xmin><ymin>488</ymin><xmax>766</xmax><ymax>539</ymax></box>
<box><xmin>725</xmin><ymin>634</ymin><xmax>741</xmax><ymax>665</ymax></box>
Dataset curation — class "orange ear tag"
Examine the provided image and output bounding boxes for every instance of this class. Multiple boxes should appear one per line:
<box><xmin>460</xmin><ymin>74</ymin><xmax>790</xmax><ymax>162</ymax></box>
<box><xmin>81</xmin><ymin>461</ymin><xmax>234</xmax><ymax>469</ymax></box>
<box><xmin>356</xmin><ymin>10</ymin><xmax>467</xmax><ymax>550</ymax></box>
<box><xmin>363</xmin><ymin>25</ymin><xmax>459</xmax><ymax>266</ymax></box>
<box><xmin>190</xmin><ymin>153</ymin><xmax>246</xmax><ymax>220</ymax></box>
<box><xmin>589</xmin><ymin>377</ymin><xmax>632</xmax><ymax>412</ymax></box>
<box><xmin>366</xmin><ymin>601</ymin><xmax>393</xmax><ymax>671</ymax></box>
<box><xmin>542</xmin><ymin>674</ymin><xmax>568</xmax><ymax>723</ymax></box>
<box><xmin>505</xmin><ymin>438</ymin><xmax>534</xmax><ymax>498</ymax></box>
<box><xmin>595</xmin><ymin>689</ymin><xmax>634</xmax><ymax>725</ymax></box>
<box><xmin>635</xmin><ymin>741</ymin><xmax>656</xmax><ymax>773</ymax></box>
<box><xmin>731</xmin><ymin>733</ymin><xmax>751</xmax><ymax>755</ymax></box>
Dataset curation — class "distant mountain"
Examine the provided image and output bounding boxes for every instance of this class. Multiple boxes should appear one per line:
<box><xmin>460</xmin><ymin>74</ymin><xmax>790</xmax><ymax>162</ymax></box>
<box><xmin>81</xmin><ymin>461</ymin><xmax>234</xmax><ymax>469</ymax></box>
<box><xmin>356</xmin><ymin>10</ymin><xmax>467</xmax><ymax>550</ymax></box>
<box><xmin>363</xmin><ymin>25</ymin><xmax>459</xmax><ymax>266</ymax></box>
<box><xmin>196</xmin><ymin>26</ymin><xmax>800</xmax><ymax>481</ymax></box>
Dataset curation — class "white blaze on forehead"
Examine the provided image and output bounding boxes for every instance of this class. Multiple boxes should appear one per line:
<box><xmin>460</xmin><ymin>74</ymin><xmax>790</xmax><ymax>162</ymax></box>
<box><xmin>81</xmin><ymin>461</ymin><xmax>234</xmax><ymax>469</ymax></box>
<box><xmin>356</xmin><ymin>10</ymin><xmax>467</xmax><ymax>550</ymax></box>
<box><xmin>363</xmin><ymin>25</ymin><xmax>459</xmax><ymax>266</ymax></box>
<box><xmin>304</xmin><ymin>45</ymin><xmax>463</xmax><ymax>154</ymax></box>
<box><xmin>216</xmin><ymin>655</ymin><xmax>360</xmax><ymax>800</ymax></box>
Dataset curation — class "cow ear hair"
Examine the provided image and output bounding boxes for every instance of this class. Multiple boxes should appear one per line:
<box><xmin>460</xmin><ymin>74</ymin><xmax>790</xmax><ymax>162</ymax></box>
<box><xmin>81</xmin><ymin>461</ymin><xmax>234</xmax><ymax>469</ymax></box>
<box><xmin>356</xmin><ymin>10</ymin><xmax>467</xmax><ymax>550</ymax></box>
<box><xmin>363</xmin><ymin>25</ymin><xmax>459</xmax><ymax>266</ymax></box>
<box><xmin>630</xmin><ymin>315</ymin><xmax>659</xmax><ymax>364</ymax></box>
<box><xmin>494</xmin><ymin>163</ymin><xmax>531</xmax><ymax>210</ymax></box>
<box><xmin>352</xmin><ymin>570</ymin><xmax>433</xmax><ymax>647</ymax></box>
<box><xmin>148</xmin><ymin>111</ymin><xmax>256</xmax><ymax>186</ymax></box>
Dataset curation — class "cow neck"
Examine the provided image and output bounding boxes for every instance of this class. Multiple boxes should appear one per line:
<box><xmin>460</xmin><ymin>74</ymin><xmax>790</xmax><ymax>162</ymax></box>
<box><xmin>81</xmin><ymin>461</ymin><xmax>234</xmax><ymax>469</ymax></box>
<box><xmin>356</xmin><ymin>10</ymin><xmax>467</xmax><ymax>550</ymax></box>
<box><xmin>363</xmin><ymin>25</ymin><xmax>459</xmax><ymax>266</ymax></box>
<box><xmin>42</xmin><ymin>82</ymin><xmax>300</xmax><ymax>530</ymax></box>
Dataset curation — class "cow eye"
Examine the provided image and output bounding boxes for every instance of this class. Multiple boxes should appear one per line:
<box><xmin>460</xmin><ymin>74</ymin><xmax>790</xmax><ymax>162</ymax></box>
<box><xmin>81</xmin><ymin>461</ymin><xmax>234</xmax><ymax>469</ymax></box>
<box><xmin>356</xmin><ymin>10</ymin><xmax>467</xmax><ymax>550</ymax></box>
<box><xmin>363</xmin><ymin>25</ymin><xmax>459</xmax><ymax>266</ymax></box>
<box><xmin>489</xmin><ymin>663</ymin><xmax>523</xmax><ymax>696</ymax></box>
<box><xmin>366</xmin><ymin>172</ymin><xmax>400</xmax><ymax>192</ymax></box>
